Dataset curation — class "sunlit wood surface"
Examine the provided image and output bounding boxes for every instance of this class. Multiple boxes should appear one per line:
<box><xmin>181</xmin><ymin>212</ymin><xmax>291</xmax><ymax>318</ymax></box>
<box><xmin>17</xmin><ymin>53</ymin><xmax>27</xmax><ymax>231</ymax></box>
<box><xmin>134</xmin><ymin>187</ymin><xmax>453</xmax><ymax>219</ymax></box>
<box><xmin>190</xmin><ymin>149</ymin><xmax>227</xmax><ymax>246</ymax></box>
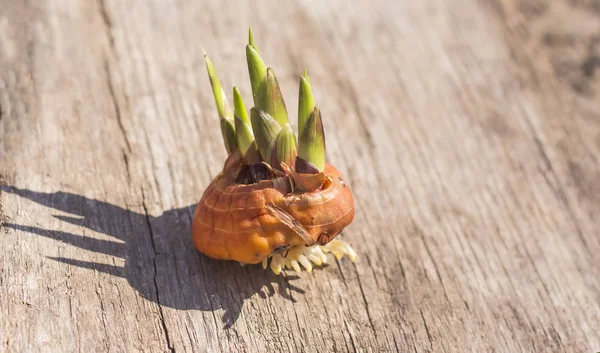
<box><xmin>1</xmin><ymin>0</ymin><xmax>599</xmax><ymax>351</ymax></box>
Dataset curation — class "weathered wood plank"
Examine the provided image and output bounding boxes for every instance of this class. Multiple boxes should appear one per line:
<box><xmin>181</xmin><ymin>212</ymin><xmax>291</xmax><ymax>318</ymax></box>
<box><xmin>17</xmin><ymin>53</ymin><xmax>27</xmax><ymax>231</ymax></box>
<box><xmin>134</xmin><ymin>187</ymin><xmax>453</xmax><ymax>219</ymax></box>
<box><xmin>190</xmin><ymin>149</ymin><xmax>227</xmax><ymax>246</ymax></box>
<box><xmin>1</xmin><ymin>0</ymin><xmax>599</xmax><ymax>352</ymax></box>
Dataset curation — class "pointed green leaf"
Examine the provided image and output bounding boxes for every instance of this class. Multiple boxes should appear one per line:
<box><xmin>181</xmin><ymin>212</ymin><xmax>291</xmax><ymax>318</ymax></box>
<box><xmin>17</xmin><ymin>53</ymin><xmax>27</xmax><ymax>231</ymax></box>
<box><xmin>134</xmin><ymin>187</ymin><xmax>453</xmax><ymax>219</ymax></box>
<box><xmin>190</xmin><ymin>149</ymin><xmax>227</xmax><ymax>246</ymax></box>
<box><xmin>298</xmin><ymin>107</ymin><xmax>326</xmax><ymax>172</ymax></box>
<box><xmin>269</xmin><ymin>124</ymin><xmax>297</xmax><ymax>170</ymax></box>
<box><xmin>233</xmin><ymin>86</ymin><xmax>257</xmax><ymax>160</ymax></box>
<box><xmin>235</xmin><ymin>115</ymin><xmax>254</xmax><ymax>153</ymax></box>
<box><xmin>246</xmin><ymin>45</ymin><xmax>267</xmax><ymax>104</ymax></box>
<box><xmin>204</xmin><ymin>52</ymin><xmax>232</xmax><ymax>119</ymax></box>
<box><xmin>233</xmin><ymin>86</ymin><xmax>250</xmax><ymax>125</ymax></box>
<box><xmin>256</xmin><ymin>68</ymin><xmax>289</xmax><ymax>126</ymax></box>
<box><xmin>222</xmin><ymin>92</ymin><xmax>233</xmax><ymax>118</ymax></box>
<box><xmin>220</xmin><ymin>116</ymin><xmax>238</xmax><ymax>154</ymax></box>
<box><xmin>205</xmin><ymin>50</ymin><xmax>235</xmax><ymax>153</ymax></box>
<box><xmin>298</xmin><ymin>72</ymin><xmax>315</xmax><ymax>135</ymax></box>
<box><xmin>248</xmin><ymin>27</ymin><xmax>258</xmax><ymax>52</ymax></box>
<box><xmin>250</xmin><ymin>108</ymin><xmax>281</xmax><ymax>162</ymax></box>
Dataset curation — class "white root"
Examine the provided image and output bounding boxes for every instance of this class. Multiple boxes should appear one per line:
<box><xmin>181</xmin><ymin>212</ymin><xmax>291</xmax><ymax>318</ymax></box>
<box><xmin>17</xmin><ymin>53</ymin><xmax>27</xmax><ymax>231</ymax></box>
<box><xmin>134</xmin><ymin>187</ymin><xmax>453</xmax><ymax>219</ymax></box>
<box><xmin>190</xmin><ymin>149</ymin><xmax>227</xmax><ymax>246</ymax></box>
<box><xmin>269</xmin><ymin>253</ymin><xmax>286</xmax><ymax>275</ymax></box>
<box><xmin>321</xmin><ymin>239</ymin><xmax>358</xmax><ymax>262</ymax></box>
<box><xmin>261</xmin><ymin>257</ymin><xmax>268</xmax><ymax>269</ymax></box>
<box><xmin>262</xmin><ymin>238</ymin><xmax>356</xmax><ymax>275</ymax></box>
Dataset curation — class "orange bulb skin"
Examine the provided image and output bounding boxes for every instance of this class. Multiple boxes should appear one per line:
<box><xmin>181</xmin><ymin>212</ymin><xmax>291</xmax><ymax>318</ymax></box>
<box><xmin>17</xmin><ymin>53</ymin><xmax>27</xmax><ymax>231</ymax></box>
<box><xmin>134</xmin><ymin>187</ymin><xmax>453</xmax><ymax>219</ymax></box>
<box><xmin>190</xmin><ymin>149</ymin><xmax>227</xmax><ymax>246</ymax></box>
<box><xmin>192</xmin><ymin>163</ymin><xmax>354</xmax><ymax>264</ymax></box>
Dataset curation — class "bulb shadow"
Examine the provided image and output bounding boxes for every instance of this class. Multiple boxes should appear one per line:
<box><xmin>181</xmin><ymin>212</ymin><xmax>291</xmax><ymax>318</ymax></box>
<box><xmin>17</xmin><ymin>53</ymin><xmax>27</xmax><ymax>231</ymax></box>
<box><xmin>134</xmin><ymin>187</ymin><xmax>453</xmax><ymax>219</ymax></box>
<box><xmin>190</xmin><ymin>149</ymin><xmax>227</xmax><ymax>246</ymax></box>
<box><xmin>1</xmin><ymin>185</ymin><xmax>304</xmax><ymax>328</ymax></box>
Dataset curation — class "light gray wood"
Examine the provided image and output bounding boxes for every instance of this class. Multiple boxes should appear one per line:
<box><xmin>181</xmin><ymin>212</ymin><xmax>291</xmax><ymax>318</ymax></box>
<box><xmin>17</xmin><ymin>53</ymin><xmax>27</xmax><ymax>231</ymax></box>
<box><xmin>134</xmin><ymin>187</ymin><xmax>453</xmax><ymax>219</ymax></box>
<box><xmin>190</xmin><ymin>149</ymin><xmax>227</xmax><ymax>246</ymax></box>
<box><xmin>1</xmin><ymin>0</ymin><xmax>599</xmax><ymax>352</ymax></box>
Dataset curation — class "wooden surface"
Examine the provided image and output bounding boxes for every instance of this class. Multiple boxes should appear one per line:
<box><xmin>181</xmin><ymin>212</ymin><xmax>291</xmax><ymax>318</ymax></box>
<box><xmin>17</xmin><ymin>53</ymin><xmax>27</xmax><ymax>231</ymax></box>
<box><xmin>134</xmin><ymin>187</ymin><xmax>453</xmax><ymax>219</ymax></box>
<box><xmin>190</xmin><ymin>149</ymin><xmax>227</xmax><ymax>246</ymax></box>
<box><xmin>1</xmin><ymin>0</ymin><xmax>599</xmax><ymax>352</ymax></box>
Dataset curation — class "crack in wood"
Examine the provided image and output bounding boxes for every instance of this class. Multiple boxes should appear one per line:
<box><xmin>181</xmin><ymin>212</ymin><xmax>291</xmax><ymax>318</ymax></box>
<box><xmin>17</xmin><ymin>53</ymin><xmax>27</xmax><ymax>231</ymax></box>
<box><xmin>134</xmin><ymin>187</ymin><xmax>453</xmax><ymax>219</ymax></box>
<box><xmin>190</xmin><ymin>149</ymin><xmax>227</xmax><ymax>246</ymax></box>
<box><xmin>103</xmin><ymin>59</ymin><xmax>132</xmax><ymax>154</ymax></box>
<box><xmin>142</xmin><ymin>189</ymin><xmax>175</xmax><ymax>353</ymax></box>
<box><xmin>420</xmin><ymin>309</ymin><xmax>433</xmax><ymax>350</ymax></box>
<box><xmin>522</xmin><ymin>112</ymin><xmax>590</xmax><ymax>251</ymax></box>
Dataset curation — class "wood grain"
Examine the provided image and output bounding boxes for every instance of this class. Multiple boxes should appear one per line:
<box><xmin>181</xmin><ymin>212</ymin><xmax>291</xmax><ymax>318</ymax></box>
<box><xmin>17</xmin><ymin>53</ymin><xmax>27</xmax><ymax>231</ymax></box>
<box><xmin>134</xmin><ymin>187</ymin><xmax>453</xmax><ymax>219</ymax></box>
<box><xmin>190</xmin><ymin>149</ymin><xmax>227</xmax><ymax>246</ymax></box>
<box><xmin>1</xmin><ymin>0</ymin><xmax>599</xmax><ymax>352</ymax></box>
